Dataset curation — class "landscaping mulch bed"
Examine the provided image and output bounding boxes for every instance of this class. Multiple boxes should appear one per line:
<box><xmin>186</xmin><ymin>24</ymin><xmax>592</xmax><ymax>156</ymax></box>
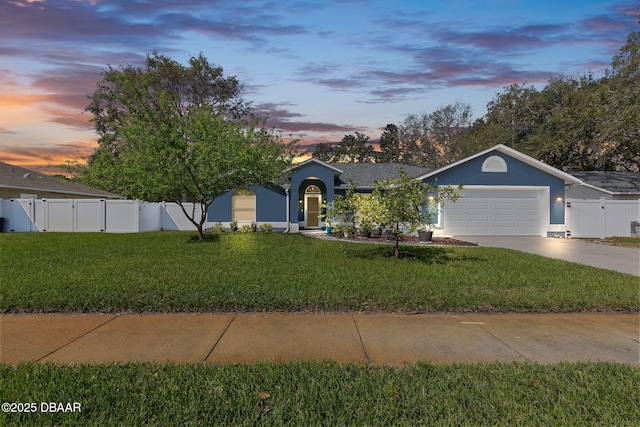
<box><xmin>329</xmin><ymin>232</ymin><xmax>477</xmax><ymax>246</ymax></box>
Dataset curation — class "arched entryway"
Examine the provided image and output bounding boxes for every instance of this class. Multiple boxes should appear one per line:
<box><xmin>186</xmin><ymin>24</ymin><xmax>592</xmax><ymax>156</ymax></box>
<box><xmin>303</xmin><ymin>184</ymin><xmax>323</xmax><ymax>228</ymax></box>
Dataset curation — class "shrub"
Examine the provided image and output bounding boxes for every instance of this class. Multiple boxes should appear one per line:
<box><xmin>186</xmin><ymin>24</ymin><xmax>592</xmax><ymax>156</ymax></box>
<box><xmin>239</xmin><ymin>224</ymin><xmax>253</xmax><ymax>233</ymax></box>
<box><xmin>230</xmin><ymin>220</ymin><xmax>238</xmax><ymax>232</ymax></box>
<box><xmin>259</xmin><ymin>223</ymin><xmax>273</xmax><ymax>232</ymax></box>
<box><xmin>211</xmin><ymin>222</ymin><xmax>227</xmax><ymax>233</ymax></box>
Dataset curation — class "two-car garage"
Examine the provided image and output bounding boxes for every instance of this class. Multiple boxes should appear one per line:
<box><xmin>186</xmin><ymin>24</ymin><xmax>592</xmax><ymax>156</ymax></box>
<box><xmin>442</xmin><ymin>187</ymin><xmax>548</xmax><ymax>236</ymax></box>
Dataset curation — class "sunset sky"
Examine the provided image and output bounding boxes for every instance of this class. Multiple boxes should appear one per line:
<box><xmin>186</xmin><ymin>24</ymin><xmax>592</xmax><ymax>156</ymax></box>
<box><xmin>0</xmin><ymin>0</ymin><xmax>638</xmax><ymax>174</ymax></box>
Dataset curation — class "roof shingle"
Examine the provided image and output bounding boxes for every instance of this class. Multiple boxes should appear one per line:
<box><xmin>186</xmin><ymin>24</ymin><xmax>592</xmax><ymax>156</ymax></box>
<box><xmin>0</xmin><ymin>161</ymin><xmax>119</xmax><ymax>198</ymax></box>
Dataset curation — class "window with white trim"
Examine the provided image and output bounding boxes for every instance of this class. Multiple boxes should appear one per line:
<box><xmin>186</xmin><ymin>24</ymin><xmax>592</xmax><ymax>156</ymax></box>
<box><xmin>482</xmin><ymin>155</ymin><xmax>508</xmax><ymax>173</ymax></box>
<box><xmin>232</xmin><ymin>189</ymin><xmax>256</xmax><ymax>221</ymax></box>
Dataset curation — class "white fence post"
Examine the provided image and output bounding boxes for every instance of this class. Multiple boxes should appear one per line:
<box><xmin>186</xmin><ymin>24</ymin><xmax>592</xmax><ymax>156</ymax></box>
<box><xmin>599</xmin><ymin>198</ymin><xmax>606</xmax><ymax>239</ymax></box>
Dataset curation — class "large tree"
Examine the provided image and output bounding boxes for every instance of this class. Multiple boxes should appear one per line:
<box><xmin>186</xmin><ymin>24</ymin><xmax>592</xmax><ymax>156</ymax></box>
<box><xmin>377</xmin><ymin>124</ymin><xmax>401</xmax><ymax>163</ymax></box>
<box><xmin>312</xmin><ymin>132</ymin><xmax>376</xmax><ymax>163</ymax></box>
<box><xmin>86</xmin><ymin>52</ymin><xmax>252</xmax><ymax>158</ymax></box>
<box><xmin>469</xmin><ymin>30</ymin><xmax>640</xmax><ymax>171</ymax></box>
<box><xmin>398</xmin><ymin>101</ymin><xmax>474</xmax><ymax>168</ymax></box>
<box><xmin>83</xmin><ymin>53</ymin><xmax>294</xmax><ymax>239</ymax></box>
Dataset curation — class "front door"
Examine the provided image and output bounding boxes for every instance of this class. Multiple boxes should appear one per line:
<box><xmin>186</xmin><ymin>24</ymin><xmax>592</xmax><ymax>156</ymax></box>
<box><xmin>305</xmin><ymin>195</ymin><xmax>320</xmax><ymax>227</ymax></box>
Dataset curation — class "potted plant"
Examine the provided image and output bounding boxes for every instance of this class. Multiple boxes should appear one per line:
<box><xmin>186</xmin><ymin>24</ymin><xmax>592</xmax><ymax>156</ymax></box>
<box><xmin>370</xmin><ymin>226</ymin><xmax>382</xmax><ymax>238</ymax></box>
<box><xmin>359</xmin><ymin>219</ymin><xmax>374</xmax><ymax>238</ymax></box>
<box><xmin>343</xmin><ymin>223</ymin><xmax>356</xmax><ymax>238</ymax></box>
<box><xmin>417</xmin><ymin>223</ymin><xmax>434</xmax><ymax>242</ymax></box>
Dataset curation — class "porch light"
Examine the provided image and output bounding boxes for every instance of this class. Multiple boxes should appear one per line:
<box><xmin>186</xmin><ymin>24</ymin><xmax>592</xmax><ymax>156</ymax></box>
<box><xmin>556</xmin><ymin>196</ymin><xmax>563</xmax><ymax>202</ymax></box>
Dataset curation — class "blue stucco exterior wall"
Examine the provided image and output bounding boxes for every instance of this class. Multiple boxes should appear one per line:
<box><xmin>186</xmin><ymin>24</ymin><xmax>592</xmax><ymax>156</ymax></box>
<box><xmin>422</xmin><ymin>150</ymin><xmax>566</xmax><ymax>224</ymax></box>
<box><xmin>207</xmin><ymin>186</ymin><xmax>286</xmax><ymax>223</ymax></box>
<box><xmin>289</xmin><ymin>163</ymin><xmax>336</xmax><ymax>226</ymax></box>
<box><xmin>255</xmin><ymin>186</ymin><xmax>287</xmax><ymax>222</ymax></box>
<box><xmin>208</xmin><ymin>192</ymin><xmax>232</xmax><ymax>222</ymax></box>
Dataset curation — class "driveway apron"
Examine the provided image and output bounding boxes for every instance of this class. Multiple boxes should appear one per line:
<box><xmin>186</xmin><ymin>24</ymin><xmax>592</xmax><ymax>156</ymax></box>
<box><xmin>464</xmin><ymin>236</ymin><xmax>639</xmax><ymax>276</ymax></box>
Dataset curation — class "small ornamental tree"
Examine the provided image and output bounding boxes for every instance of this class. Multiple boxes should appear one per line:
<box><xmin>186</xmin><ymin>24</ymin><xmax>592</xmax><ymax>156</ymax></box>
<box><xmin>83</xmin><ymin>53</ymin><xmax>295</xmax><ymax>240</ymax></box>
<box><xmin>374</xmin><ymin>169</ymin><xmax>461</xmax><ymax>258</ymax></box>
<box><xmin>325</xmin><ymin>184</ymin><xmax>358</xmax><ymax>235</ymax></box>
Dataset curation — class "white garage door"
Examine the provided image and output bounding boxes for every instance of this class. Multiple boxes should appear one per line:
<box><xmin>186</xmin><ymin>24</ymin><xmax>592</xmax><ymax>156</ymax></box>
<box><xmin>443</xmin><ymin>189</ymin><xmax>545</xmax><ymax>236</ymax></box>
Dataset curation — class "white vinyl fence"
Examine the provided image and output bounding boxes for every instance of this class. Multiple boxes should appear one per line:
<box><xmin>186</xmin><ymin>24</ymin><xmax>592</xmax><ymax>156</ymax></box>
<box><xmin>566</xmin><ymin>198</ymin><xmax>640</xmax><ymax>238</ymax></box>
<box><xmin>0</xmin><ymin>198</ymin><xmax>201</xmax><ymax>233</ymax></box>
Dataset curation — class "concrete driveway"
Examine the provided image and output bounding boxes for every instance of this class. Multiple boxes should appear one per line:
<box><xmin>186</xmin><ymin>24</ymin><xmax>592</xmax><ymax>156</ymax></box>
<box><xmin>462</xmin><ymin>236</ymin><xmax>639</xmax><ymax>276</ymax></box>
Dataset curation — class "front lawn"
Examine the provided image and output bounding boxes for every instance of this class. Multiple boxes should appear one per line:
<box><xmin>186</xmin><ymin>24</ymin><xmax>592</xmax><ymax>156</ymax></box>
<box><xmin>0</xmin><ymin>361</ymin><xmax>638</xmax><ymax>426</ymax></box>
<box><xmin>0</xmin><ymin>232</ymin><xmax>637</xmax><ymax>313</ymax></box>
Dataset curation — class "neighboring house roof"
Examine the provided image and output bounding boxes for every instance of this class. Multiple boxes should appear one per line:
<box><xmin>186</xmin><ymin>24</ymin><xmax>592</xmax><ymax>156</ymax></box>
<box><xmin>416</xmin><ymin>144</ymin><xmax>583</xmax><ymax>185</ymax></box>
<box><xmin>570</xmin><ymin>171</ymin><xmax>640</xmax><ymax>195</ymax></box>
<box><xmin>331</xmin><ymin>163</ymin><xmax>430</xmax><ymax>189</ymax></box>
<box><xmin>0</xmin><ymin>161</ymin><xmax>119</xmax><ymax>198</ymax></box>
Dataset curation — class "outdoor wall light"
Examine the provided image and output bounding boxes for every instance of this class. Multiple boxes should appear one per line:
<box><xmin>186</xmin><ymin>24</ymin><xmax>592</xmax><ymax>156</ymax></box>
<box><xmin>556</xmin><ymin>196</ymin><xmax>563</xmax><ymax>202</ymax></box>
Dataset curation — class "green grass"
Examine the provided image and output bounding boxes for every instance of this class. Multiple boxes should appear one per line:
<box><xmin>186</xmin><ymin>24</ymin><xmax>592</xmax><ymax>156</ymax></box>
<box><xmin>0</xmin><ymin>361</ymin><xmax>637</xmax><ymax>426</ymax></box>
<box><xmin>1</xmin><ymin>232</ymin><xmax>637</xmax><ymax>313</ymax></box>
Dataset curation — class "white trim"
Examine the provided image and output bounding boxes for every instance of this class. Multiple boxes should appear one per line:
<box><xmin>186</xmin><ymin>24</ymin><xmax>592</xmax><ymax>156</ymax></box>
<box><xmin>570</xmin><ymin>181</ymin><xmax>615</xmax><ymax>195</ymax></box>
<box><xmin>286</xmin><ymin>158</ymin><xmax>343</xmax><ymax>174</ymax></box>
<box><xmin>415</xmin><ymin>144</ymin><xmax>583</xmax><ymax>185</ymax></box>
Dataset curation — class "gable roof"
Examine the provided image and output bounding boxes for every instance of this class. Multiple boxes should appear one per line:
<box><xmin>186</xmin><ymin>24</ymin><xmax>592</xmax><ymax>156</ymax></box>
<box><xmin>570</xmin><ymin>171</ymin><xmax>640</xmax><ymax>195</ymax></box>
<box><xmin>332</xmin><ymin>163</ymin><xmax>430</xmax><ymax>189</ymax></box>
<box><xmin>415</xmin><ymin>144</ymin><xmax>583</xmax><ymax>185</ymax></box>
<box><xmin>287</xmin><ymin>158</ymin><xmax>344</xmax><ymax>174</ymax></box>
<box><xmin>0</xmin><ymin>161</ymin><xmax>119</xmax><ymax>198</ymax></box>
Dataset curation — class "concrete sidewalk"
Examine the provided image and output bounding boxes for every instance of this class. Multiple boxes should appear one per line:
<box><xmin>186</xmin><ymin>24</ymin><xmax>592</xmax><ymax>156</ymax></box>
<box><xmin>1</xmin><ymin>312</ymin><xmax>638</xmax><ymax>366</ymax></box>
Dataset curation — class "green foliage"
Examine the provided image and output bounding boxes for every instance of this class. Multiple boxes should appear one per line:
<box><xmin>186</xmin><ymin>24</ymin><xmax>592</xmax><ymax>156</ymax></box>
<box><xmin>229</xmin><ymin>220</ymin><xmax>239</xmax><ymax>232</ymax></box>
<box><xmin>210</xmin><ymin>222</ymin><xmax>227</xmax><ymax>233</ymax></box>
<box><xmin>373</xmin><ymin>169</ymin><xmax>462</xmax><ymax>257</ymax></box>
<box><xmin>239</xmin><ymin>224</ymin><xmax>253</xmax><ymax>233</ymax></box>
<box><xmin>82</xmin><ymin>52</ymin><xmax>295</xmax><ymax>239</ymax></box>
<box><xmin>324</xmin><ymin>185</ymin><xmax>358</xmax><ymax>227</ymax></box>
<box><xmin>259</xmin><ymin>223</ymin><xmax>274</xmax><ymax>232</ymax></box>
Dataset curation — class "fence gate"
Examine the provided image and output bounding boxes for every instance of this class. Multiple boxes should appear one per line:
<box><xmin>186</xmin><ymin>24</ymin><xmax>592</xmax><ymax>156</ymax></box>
<box><xmin>566</xmin><ymin>199</ymin><xmax>604</xmax><ymax>238</ymax></box>
<box><xmin>74</xmin><ymin>199</ymin><xmax>106</xmax><ymax>232</ymax></box>
<box><xmin>567</xmin><ymin>198</ymin><xmax>640</xmax><ymax>238</ymax></box>
<box><xmin>8</xmin><ymin>199</ymin><xmax>36</xmax><ymax>232</ymax></box>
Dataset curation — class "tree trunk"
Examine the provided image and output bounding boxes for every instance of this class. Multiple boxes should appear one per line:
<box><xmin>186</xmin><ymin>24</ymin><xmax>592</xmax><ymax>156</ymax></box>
<box><xmin>176</xmin><ymin>201</ymin><xmax>208</xmax><ymax>240</ymax></box>
<box><xmin>394</xmin><ymin>223</ymin><xmax>400</xmax><ymax>258</ymax></box>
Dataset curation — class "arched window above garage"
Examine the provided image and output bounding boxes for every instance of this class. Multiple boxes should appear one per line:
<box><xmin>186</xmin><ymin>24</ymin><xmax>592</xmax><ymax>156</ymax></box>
<box><xmin>482</xmin><ymin>155</ymin><xmax>508</xmax><ymax>173</ymax></box>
